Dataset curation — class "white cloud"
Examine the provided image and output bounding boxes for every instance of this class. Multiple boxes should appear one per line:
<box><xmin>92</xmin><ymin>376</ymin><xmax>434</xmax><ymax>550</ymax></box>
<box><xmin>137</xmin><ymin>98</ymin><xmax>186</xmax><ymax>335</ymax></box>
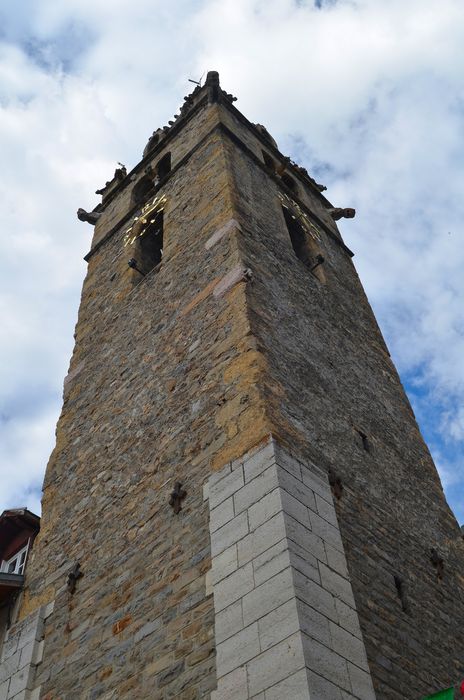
<box><xmin>0</xmin><ymin>0</ymin><xmax>463</xmax><ymax>520</ymax></box>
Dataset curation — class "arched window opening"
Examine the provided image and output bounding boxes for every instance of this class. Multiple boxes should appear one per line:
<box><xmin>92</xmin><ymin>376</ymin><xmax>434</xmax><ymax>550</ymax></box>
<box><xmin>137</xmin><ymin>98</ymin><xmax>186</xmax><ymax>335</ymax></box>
<box><xmin>262</xmin><ymin>150</ymin><xmax>276</xmax><ymax>172</ymax></box>
<box><xmin>132</xmin><ymin>175</ymin><xmax>155</xmax><ymax>205</ymax></box>
<box><xmin>157</xmin><ymin>152</ymin><xmax>171</xmax><ymax>181</ymax></box>
<box><xmin>136</xmin><ymin>211</ymin><xmax>164</xmax><ymax>275</ymax></box>
<box><xmin>282</xmin><ymin>206</ymin><xmax>326</xmax><ymax>283</ymax></box>
<box><xmin>281</xmin><ymin>173</ymin><xmax>298</xmax><ymax>194</ymax></box>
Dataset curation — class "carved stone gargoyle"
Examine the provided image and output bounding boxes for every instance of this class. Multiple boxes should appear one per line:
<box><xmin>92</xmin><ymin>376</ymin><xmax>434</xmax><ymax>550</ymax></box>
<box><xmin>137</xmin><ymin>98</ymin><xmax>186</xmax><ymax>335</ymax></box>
<box><xmin>77</xmin><ymin>208</ymin><xmax>102</xmax><ymax>225</ymax></box>
<box><xmin>328</xmin><ymin>207</ymin><xmax>356</xmax><ymax>221</ymax></box>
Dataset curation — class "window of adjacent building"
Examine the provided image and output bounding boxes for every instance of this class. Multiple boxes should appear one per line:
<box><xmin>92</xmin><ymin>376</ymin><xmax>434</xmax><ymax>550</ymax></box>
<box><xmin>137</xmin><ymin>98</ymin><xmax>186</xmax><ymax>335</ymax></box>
<box><xmin>282</xmin><ymin>206</ymin><xmax>326</xmax><ymax>283</ymax></box>
<box><xmin>1</xmin><ymin>543</ymin><xmax>29</xmax><ymax>576</ymax></box>
<box><xmin>156</xmin><ymin>152</ymin><xmax>171</xmax><ymax>181</ymax></box>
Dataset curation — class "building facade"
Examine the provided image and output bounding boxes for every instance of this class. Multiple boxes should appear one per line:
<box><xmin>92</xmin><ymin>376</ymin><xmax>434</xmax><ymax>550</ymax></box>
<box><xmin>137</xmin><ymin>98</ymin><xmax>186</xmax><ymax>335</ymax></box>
<box><xmin>2</xmin><ymin>72</ymin><xmax>463</xmax><ymax>700</ymax></box>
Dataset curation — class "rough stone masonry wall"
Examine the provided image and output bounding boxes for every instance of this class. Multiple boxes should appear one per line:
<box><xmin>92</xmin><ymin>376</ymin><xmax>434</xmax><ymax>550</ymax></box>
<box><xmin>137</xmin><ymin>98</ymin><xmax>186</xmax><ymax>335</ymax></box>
<box><xmin>17</xmin><ymin>102</ymin><xmax>273</xmax><ymax>699</ymax></box>
<box><xmin>13</xmin><ymin>86</ymin><xmax>464</xmax><ymax>699</ymax></box>
<box><xmin>207</xmin><ymin>438</ymin><xmax>375</xmax><ymax>700</ymax></box>
<box><xmin>222</xmin><ymin>122</ymin><xmax>464</xmax><ymax>698</ymax></box>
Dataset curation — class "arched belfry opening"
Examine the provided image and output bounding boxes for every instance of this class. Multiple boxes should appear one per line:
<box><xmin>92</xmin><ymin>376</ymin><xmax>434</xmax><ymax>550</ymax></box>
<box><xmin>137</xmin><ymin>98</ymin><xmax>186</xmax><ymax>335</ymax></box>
<box><xmin>282</xmin><ymin>205</ymin><xmax>326</xmax><ymax>282</ymax></box>
<box><xmin>132</xmin><ymin>175</ymin><xmax>155</xmax><ymax>206</ymax></box>
<box><xmin>135</xmin><ymin>211</ymin><xmax>164</xmax><ymax>275</ymax></box>
<box><xmin>156</xmin><ymin>152</ymin><xmax>171</xmax><ymax>181</ymax></box>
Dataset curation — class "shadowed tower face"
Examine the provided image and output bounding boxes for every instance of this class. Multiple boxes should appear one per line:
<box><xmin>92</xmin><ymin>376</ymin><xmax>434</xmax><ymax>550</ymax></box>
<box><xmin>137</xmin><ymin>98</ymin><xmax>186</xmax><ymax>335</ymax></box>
<box><xmin>2</xmin><ymin>71</ymin><xmax>463</xmax><ymax>700</ymax></box>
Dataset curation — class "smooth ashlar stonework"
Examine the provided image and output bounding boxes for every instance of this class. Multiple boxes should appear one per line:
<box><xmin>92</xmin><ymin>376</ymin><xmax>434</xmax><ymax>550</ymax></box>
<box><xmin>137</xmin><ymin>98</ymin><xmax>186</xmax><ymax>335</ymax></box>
<box><xmin>207</xmin><ymin>438</ymin><xmax>376</xmax><ymax>700</ymax></box>
<box><xmin>0</xmin><ymin>602</ymin><xmax>53</xmax><ymax>700</ymax></box>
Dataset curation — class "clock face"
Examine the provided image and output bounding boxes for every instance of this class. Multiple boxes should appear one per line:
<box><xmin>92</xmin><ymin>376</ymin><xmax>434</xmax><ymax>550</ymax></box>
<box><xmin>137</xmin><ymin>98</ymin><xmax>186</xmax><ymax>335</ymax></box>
<box><xmin>123</xmin><ymin>193</ymin><xmax>167</xmax><ymax>247</ymax></box>
<box><xmin>278</xmin><ymin>192</ymin><xmax>322</xmax><ymax>242</ymax></box>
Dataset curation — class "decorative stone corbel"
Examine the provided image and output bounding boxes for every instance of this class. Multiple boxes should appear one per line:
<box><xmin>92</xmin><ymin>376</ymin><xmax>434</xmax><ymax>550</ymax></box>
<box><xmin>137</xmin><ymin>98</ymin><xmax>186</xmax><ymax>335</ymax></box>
<box><xmin>77</xmin><ymin>208</ymin><xmax>102</xmax><ymax>225</ymax></box>
<box><xmin>328</xmin><ymin>207</ymin><xmax>356</xmax><ymax>221</ymax></box>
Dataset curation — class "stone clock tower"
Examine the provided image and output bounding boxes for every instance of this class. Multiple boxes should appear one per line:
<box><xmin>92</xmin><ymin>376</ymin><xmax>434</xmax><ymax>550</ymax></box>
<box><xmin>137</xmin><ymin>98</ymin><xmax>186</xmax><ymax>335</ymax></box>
<box><xmin>1</xmin><ymin>72</ymin><xmax>463</xmax><ymax>700</ymax></box>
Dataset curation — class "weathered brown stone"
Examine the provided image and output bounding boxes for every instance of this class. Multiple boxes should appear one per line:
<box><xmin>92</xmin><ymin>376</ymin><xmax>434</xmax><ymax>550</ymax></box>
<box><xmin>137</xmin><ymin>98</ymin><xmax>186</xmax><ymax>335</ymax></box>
<box><xmin>13</xmin><ymin>74</ymin><xmax>464</xmax><ymax>700</ymax></box>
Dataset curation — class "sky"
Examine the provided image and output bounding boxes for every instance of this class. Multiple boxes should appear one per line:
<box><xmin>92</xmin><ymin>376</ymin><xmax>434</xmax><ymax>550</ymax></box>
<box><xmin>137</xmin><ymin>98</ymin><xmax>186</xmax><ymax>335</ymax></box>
<box><xmin>0</xmin><ymin>0</ymin><xmax>463</xmax><ymax>524</ymax></box>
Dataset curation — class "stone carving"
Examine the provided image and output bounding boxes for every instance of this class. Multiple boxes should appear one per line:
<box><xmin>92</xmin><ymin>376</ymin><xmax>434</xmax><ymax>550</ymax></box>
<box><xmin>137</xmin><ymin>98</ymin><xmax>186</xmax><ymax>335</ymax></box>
<box><xmin>169</xmin><ymin>482</ymin><xmax>187</xmax><ymax>514</ymax></box>
<box><xmin>430</xmin><ymin>548</ymin><xmax>444</xmax><ymax>579</ymax></box>
<box><xmin>77</xmin><ymin>208</ymin><xmax>102</xmax><ymax>225</ymax></box>
<box><xmin>143</xmin><ymin>128</ymin><xmax>165</xmax><ymax>158</ymax></box>
<box><xmin>255</xmin><ymin>123</ymin><xmax>278</xmax><ymax>150</ymax></box>
<box><xmin>95</xmin><ymin>165</ymin><xmax>127</xmax><ymax>196</ymax></box>
<box><xmin>114</xmin><ymin>163</ymin><xmax>127</xmax><ymax>180</ymax></box>
<box><xmin>67</xmin><ymin>562</ymin><xmax>83</xmax><ymax>594</ymax></box>
<box><xmin>329</xmin><ymin>207</ymin><xmax>356</xmax><ymax>221</ymax></box>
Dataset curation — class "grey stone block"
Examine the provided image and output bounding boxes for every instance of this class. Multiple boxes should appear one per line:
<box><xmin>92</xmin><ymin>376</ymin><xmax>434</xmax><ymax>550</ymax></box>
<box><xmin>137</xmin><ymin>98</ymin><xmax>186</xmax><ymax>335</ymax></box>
<box><xmin>309</xmin><ymin>511</ymin><xmax>344</xmax><ymax>553</ymax></box>
<box><xmin>234</xmin><ymin>465</ymin><xmax>279</xmax><ymax>515</ymax></box>
<box><xmin>278</xmin><ymin>469</ymin><xmax>317</xmax><ymax>511</ymax></box>
<box><xmin>210</xmin><ymin>496</ymin><xmax>235</xmax><ymax>533</ymax></box>
<box><xmin>28</xmin><ymin>689</ymin><xmax>42</xmax><ymax>700</ymax></box>
<box><xmin>293</xmin><ymin>570</ymin><xmax>338</xmax><ymax>623</ymax></box>
<box><xmin>306</xmin><ymin>670</ymin><xmax>344</xmax><ymax>699</ymax></box>
<box><xmin>335</xmin><ymin>599</ymin><xmax>363</xmax><ymax>639</ymax></box>
<box><xmin>1</xmin><ymin>632</ymin><xmax>19</xmax><ymax>662</ymax></box>
<box><xmin>252</xmin><ymin>538</ymin><xmax>290</xmax><ymax>587</ymax></box>
<box><xmin>32</xmin><ymin>640</ymin><xmax>44</xmax><ymax>665</ymax></box>
<box><xmin>242</xmin><ymin>567</ymin><xmax>294</xmax><ymax>625</ymax></box>
<box><xmin>216</xmin><ymin>622</ymin><xmax>260</xmax><ymax>676</ymax></box>
<box><xmin>9</xmin><ymin>692</ymin><xmax>28</xmax><ymax>700</ymax></box>
<box><xmin>211</xmin><ymin>511</ymin><xmax>248</xmax><ymax>557</ymax></box>
<box><xmin>315</xmin><ymin>493</ymin><xmax>338</xmax><ymax>526</ymax></box>
<box><xmin>243</xmin><ymin>441</ymin><xmax>276</xmax><ymax>483</ymax></box>
<box><xmin>301</xmin><ymin>633</ymin><xmax>351</xmax><ymax>692</ymax></box>
<box><xmin>280</xmin><ymin>489</ymin><xmax>311</xmax><ymax>528</ymax></box>
<box><xmin>0</xmin><ymin>681</ymin><xmax>9</xmax><ymax>700</ymax></box>
<box><xmin>238</xmin><ymin>512</ymin><xmax>286</xmax><ymax>566</ymax></box>
<box><xmin>248</xmin><ymin>488</ymin><xmax>281</xmax><ymax>532</ymax></box>
<box><xmin>0</xmin><ymin>652</ymin><xmax>20</xmax><ymax>685</ymax></box>
<box><xmin>297</xmin><ymin>598</ymin><xmax>331</xmax><ymax>647</ymax></box>
<box><xmin>325</xmin><ymin>541</ymin><xmax>349</xmax><ymax>578</ymax></box>
<box><xmin>213</xmin><ymin>665</ymin><xmax>248</xmax><ymax>700</ymax></box>
<box><xmin>246</xmin><ymin>631</ymin><xmax>305</xmax><ymax>696</ymax></box>
<box><xmin>211</xmin><ymin>543</ymin><xmax>238</xmax><ymax>585</ymax></box>
<box><xmin>347</xmin><ymin>662</ymin><xmax>377</xmax><ymax>700</ymax></box>
<box><xmin>329</xmin><ymin>622</ymin><xmax>370</xmax><ymax>671</ymax></box>
<box><xmin>7</xmin><ymin>667</ymin><xmax>30</xmax><ymax>698</ymax></box>
<box><xmin>299</xmin><ymin>465</ymin><xmax>332</xmax><ymax>502</ymax></box>
<box><xmin>284</xmin><ymin>512</ymin><xmax>327</xmax><ymax>563</ymax></box>
<box><xmin>214</xmin><ymin>562</ymin><xmax>254</xmax><ymax>613</ymax></box>
<box><xmin>257</xmin><ymin>599</ymin><xmax>300</xmax><ymax>651</ymax></box>
<box><xmin>319</xmin><ymin>563</ymin><xmax>356</xmax><ymax>608</ymax></box>
<box><xmin>274</xmin><ymin>445</ymin><xmax>303</xmax><ymax>481</ymax></box>
<box><xmin>18</xmin><ymin>613</ymin><xmax>43</xmax><ymax>648</ymax></box>
<box><xmin>288</xmin><ymin>545</ymin><xmax>320</xmax><ymax>584</ymax></box>
<box><xmin>209</xmin><ymin>462</ymin><xmax>232</xmax><ymax>487</ymax></box>
<box><xmin>209</xmin><ymin>467</ymin><xmax>244</xmax><ymax>509</ymax></box>
<box><xmin>265</xmin><ymin>668</ymin><xmax>311</xmax><ymax>700</ymax></box>
<box><xmin>215</xmin><ymin>599</ymin><xmax>243</xmax><ymax>644</ymax></box>
<box><xmin>18</xmin><ymin>643</ymin><xmax>35</xmax><ymax>670</ymax></box>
